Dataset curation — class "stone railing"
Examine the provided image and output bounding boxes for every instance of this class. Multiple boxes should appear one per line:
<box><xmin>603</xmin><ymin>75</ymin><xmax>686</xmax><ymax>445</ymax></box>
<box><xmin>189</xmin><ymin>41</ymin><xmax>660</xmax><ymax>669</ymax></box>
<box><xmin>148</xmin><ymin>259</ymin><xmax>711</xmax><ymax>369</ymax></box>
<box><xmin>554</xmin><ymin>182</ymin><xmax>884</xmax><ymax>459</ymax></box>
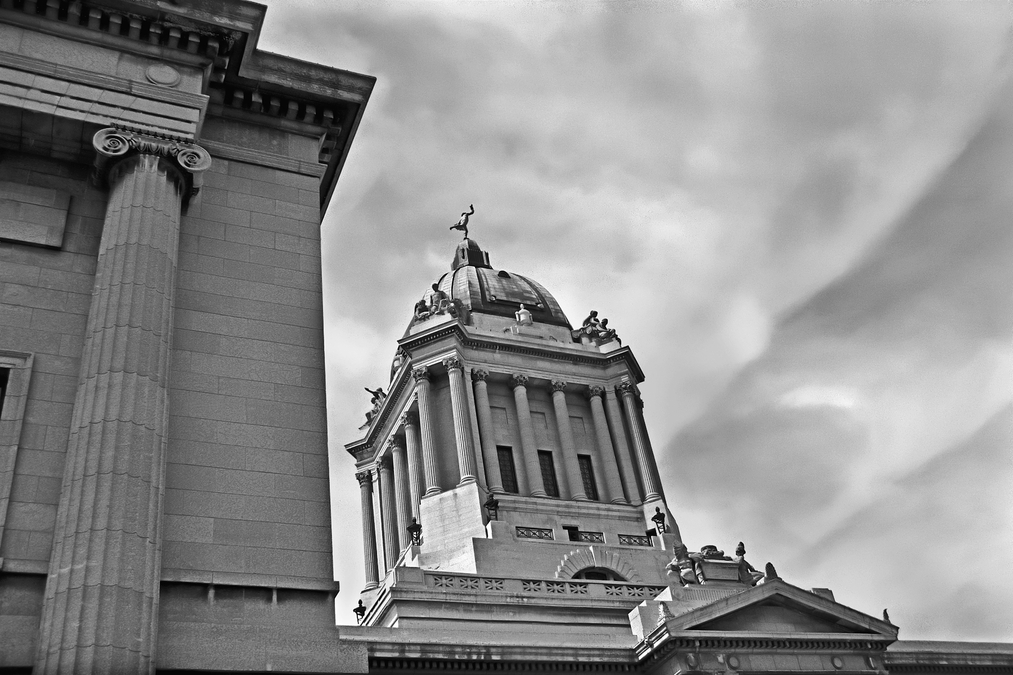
<box><xmin>426</xmin><ymin>571</ymin><xmax>666</xmax><ymax>600</ymax></box>
<box><xmin>617</xmin><ymin>534</ymin><xmax>653</xmax><ymax>547</ymax></box>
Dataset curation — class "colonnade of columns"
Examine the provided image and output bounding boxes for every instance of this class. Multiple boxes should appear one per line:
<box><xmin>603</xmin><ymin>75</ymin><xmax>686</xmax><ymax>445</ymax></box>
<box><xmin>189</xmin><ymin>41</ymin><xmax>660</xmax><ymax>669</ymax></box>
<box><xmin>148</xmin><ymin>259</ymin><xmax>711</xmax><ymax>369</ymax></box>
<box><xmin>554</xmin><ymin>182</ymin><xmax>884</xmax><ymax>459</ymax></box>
<box><xmin>356</xmin><ymin>355</ymin><xmax>663</xmax><ymax>585</ymax></box>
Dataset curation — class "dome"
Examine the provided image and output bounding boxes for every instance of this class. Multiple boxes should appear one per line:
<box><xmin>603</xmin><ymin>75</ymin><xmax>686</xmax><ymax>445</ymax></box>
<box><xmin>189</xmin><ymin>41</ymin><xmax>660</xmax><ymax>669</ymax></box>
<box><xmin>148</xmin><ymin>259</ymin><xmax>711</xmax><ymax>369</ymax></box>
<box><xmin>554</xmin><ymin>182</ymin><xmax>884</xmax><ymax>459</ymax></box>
<box><xmin>418</xmin><ymin>239</ymin><xmax>571</xmax><ymax>329</ymax></box>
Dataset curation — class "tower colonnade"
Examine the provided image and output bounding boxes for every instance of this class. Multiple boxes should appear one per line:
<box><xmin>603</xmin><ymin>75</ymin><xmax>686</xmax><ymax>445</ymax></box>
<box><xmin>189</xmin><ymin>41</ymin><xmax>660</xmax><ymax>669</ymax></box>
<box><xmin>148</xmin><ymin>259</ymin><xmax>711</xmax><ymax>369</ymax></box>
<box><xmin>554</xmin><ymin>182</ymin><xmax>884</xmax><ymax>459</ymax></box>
<box><xmin>354</xmin><ymin>354</ymin><xmax>665</xmax><ymax>584</ymax></box>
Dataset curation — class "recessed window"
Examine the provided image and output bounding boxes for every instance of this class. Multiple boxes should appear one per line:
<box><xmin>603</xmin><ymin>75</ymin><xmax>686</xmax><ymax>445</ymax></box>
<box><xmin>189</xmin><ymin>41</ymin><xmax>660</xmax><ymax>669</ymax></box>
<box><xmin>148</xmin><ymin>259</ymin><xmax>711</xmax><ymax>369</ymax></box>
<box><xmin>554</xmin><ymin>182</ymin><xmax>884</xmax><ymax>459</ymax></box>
<box><xmin>538</xmin><ymin>450</ymin><xmax>560</xmax><ymax>498</ymax></box>
<box><xmin>497</xmin><ymin>446</ymin><xmax>519</xmax><ymax>494</ymax></box>
<box><xmin>578</xmin><ymin>454</ymin><xmax>599</xmax><ymax>501</ymax></box>
<box><xmin>0</xmin><ymin>367</ymin><xmax>9</xmax><ymax>418</ymax></box>
<box><xmin>572</xmin><ymin>567</ymin><xmax>626</xmax><ymax>582</ymax></box>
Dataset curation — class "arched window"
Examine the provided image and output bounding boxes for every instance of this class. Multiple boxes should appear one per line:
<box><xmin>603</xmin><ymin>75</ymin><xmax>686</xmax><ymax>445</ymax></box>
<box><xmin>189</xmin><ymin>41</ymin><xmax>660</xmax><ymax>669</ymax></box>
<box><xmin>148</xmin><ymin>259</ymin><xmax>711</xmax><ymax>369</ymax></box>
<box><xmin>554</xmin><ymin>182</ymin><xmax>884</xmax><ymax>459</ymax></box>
<box><xmin>571</xmin><ymin>567</ymin><xmax>626</xmax><ymax>582</ymax></box>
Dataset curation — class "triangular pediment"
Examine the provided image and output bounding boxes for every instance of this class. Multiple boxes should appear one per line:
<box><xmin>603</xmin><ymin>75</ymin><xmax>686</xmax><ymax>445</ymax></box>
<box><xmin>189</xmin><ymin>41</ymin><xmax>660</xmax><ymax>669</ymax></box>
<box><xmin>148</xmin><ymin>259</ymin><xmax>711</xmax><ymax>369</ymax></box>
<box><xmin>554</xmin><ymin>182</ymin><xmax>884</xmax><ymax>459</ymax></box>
<box><xmin>665</xmin><ymin>580</ymin><xmax>897</xmax><ymax>638</ymax></box>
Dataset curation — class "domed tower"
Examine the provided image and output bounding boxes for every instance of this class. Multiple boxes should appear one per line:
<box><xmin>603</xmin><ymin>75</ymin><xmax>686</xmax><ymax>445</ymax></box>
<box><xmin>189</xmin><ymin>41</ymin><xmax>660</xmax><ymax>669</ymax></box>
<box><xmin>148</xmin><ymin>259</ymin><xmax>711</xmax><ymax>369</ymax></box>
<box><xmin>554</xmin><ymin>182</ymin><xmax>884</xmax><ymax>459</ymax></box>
<box><xmin>345</xmin><ymin>238</ymin><xmax>681</xmax><ymax>631</ymax></box>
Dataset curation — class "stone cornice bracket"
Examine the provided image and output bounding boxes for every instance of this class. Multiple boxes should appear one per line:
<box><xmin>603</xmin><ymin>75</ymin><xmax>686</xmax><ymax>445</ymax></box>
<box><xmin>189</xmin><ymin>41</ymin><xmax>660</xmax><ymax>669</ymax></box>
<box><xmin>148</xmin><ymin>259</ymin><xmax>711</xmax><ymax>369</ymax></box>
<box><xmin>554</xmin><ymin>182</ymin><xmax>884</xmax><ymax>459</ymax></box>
<box><xmin>92</xmin><ymin>127</ymin><xmax>212</xmax><ymax>200</ymax></box>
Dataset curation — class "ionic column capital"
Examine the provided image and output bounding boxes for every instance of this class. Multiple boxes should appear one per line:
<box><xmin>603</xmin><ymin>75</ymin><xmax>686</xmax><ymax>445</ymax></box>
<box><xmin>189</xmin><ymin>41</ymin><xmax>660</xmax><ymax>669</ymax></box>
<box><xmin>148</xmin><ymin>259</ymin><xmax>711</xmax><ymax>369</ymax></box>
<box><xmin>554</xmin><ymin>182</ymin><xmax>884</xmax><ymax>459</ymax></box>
<box><xmin>93</xmin><ymin>127</ymin><xmax>211</xmax><ymax>198</ymax></box>
<box><xmin>412</xmin><ymin>366</ymin><xmax>430</xmax><ymax>382</ymax></box>
<box><xmin>511</xmin><ymin>373</ymin><xmax>529</xmax><ymax>388</ymax></box>
<box><xmin>472</xmin><ymin>368</ymin><xmax>490</xmax><ymax>382</ymax></box>
<box><xmin>550</xmin><ymin>380</ymin><xmax>567</xmax><ymax>393</ymax></box>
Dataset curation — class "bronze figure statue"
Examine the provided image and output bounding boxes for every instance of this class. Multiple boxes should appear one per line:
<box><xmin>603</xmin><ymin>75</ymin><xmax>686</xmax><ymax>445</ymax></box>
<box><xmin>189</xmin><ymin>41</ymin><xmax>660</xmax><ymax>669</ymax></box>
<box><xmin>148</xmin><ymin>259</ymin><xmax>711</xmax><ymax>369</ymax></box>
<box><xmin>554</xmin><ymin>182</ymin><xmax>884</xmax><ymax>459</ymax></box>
<box><xmin>450</xmin><ymin>204</ymin><xmax>475</xmax><ymax>239</ymax></box>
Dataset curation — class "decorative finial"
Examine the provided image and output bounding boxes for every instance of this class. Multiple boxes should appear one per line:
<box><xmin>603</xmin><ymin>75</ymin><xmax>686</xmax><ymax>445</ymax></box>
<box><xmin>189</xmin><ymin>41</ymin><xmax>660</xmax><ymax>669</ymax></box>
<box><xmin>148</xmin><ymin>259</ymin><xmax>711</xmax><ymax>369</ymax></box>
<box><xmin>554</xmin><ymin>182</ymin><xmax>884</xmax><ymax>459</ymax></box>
<box><xmin>449</xmin><ymin>204</ymin><xmax>474</xmax><ymax>239</ymax></box>
<box><xmin>883</xmin><ymin>608</ymin><xmax>891</xmax><ymax>623</ymax></box>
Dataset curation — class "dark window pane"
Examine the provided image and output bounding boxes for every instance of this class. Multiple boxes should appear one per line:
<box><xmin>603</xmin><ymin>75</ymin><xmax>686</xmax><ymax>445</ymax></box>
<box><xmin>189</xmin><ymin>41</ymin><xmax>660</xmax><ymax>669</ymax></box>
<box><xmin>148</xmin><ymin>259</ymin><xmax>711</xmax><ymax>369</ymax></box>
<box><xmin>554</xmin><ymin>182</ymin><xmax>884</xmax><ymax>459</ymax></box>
<box><xmin>0</xmin><ymin>368</ymin><xmax>9</xmax><ymax>419</ymax></box>
<box><xmin>578</xmin><ymin>455</ymin><xmax>599</xmax><ymax>501</ymax></box>
<box><xmin>497</xmin><ymin>446</ymin><xmax>519</xmax><ymax>494</ymax></box>
<box><xmin>538</xmin><ymin>450</ymin><xmax>559</xmax><ymax>498</ymax></box>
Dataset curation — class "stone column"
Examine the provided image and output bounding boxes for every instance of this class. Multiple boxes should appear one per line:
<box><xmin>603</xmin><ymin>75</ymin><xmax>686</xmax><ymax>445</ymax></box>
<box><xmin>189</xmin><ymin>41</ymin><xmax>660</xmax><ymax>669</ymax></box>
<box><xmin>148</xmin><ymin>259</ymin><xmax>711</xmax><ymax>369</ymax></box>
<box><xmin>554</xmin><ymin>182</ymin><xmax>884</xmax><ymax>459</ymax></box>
<box><xmin>35</xmin><ymin>129</ymin><xmax>210</xmax><ymax>675</ymax></box>
<box><xmin>357</xmin><ymin>470</ymin><xmax>380</xmax><ymax>589</ymax></box>
<box><xmin>378</xmin><ymin>455</ymin><xmax>399</xmax><ymax>570</ymax></box>
<box><xmin>390</xmin><ymin>438</ymin><xmax>412</xmax><ymax>552</ymax></box>
<box><xmin>605</xmin><ymin>387</ymin><xmax>641</xmax><ymax>504</ymax></box>
<box><xmin>588</xmin><ymin>386</ymin><xmax>627</xmax><ymax>504</ymax></box>
<box><xmin>512</xmin><ymin>374</ymin><xmax>546</xmax><ymax>497</ymax></box>
<box><xmin>619</xmin><ymin>382</ymin><xmax>661</xmax><ymax>501</ymax></box>
<box><xmin>472</xmin><ymin>369</ymin><xmax>504</xmax><ymax>492</ymax></box>
<box><xmin>401</xmin><ymin>412</ymin><xmax>424</xmax><ymax>519</ymax></box>
<box><xmin>550</xmin><ymin>381</ymin><xmax>587</xmax><ymax>500</ymax></box>
<box><xmin>444</xmin><ymin>356</ymin><xmax>477</xmax><ymax>485</ymax></box>
<box><xmin>413</xmin><ymin>367</ymin><xmax>441</xmax><ymax>495</ymax></box>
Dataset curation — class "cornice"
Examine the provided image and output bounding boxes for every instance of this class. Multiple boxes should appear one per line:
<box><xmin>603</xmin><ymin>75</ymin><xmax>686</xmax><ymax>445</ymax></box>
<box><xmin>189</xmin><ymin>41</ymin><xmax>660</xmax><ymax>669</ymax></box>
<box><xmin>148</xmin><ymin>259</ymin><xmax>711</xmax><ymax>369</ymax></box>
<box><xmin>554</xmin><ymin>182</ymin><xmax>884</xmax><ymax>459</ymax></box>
<box><xmin>399</xmin><ymin>323</ymin><xmax>646</xmax><ymax>383</ymax></box>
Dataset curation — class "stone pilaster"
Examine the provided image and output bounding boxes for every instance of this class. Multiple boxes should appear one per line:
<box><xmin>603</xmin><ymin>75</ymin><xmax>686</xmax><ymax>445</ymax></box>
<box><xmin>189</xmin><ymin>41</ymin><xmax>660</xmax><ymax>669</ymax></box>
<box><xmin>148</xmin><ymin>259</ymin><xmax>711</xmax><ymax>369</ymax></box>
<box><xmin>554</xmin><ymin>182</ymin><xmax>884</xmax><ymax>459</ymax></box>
<box><xmin>378</xmin><ymin>455</ymin><xmax>398</xmax><ymax>570</ymax></box>
<box><xmin>472</xmin><ymin>369</ymin><xmax>504</xmax><ymax>493</ymax></box>
<box><xmin>413</xmin><ymin>367</ymin><xmax>441</xmax><ymax>495</ymax></box>
<box><xmin>35</xmin><ymin>129</ymin><xmax>209</xmax><ymax>675</ymax></box>
<box><xmin>605</xmin><ymin>386</ymin><xmax>641</xmax><ymax>504</ymax></box>
<box><xmin>390</xmin><ymin>438</ymin><xmax>412</xmax><ymax>552</ymax></box>
<box><xmin>444</xmin><ymin>356</ymin><xmax>477</xmax><ymax>485</ymax></box>
<box><xmin>619</xmin><ymin>382</ymin><xmax>661</xmax><ymax>501</ymax></box>
<box><xmin>357</xmin><ymin>470</ymin><xmax>380</xmax><ymax>589</ymax></box>
<box><xmin>511</xmin><ymin>374</ymin><xmax>546</xmax><ymax>497</ymax></box>
<box><xmin>550</xmin><ymin>381</ymin><xmax>587</xmax><ymax>500</ymax></box>
<box><xmin>588</xmin><ymin>386</ymin><xmax>627</xmax><ymax>504</ymax></box>
<box><xmin>401</xmin><ymin>412</ymin><xmax>424</xmax><ymax>519</ymax></box>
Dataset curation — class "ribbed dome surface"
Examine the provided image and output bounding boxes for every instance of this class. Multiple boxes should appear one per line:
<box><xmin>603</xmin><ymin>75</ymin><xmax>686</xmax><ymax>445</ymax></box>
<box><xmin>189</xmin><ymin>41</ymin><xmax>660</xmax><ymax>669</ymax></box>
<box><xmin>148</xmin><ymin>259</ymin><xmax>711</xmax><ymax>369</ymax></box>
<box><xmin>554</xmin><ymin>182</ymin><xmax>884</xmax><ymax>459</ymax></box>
<box><xmin>426</xmin><ymin>239</ymin><xmax>571</xmax><ymax>328</ymax></box>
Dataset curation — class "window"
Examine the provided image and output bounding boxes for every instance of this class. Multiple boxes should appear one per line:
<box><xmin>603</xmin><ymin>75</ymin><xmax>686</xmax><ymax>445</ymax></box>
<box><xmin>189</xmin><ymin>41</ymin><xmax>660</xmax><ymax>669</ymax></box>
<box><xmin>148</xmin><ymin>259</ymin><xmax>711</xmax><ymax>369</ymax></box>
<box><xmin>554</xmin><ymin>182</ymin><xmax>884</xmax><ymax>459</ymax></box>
<box><xmin>578</xmin><ymin>454</ymin><xmax>599</xmax><ymax>501</ymax></box>
<box><xmin>538</xmin><ymin>450</ymin><xmax>559</xmax><ymax>498</ymax></box>
<box><xmin>572</xmin><ymin>567</ymin><xmax>626</xmax><ymax>582</ymax></box>
<box><xmin>0</xmin><ymin>368</ymin><xmax>8</xmax><ymax>418</ymax></box>
<box><xmin>497</xmin><ymin>446</ymin><xmax>519</xmax><ymax>494</ymax></box>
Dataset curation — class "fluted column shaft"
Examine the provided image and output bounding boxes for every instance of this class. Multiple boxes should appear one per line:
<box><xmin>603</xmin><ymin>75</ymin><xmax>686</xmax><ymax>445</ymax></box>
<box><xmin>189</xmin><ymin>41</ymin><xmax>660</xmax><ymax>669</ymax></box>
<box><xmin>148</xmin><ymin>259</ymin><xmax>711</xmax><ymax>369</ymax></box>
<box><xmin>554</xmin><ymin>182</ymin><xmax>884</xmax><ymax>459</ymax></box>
<box><xmin>512</xmin><ymin>375</ymin><xmax>546</xmax><ymax>497</ymax></box>
<box><xmin>444</xmin><ymin>357</ymin><xmax>477</xmax><ymax>485</ymax></box>
<box><xmin>390</xmin><ymin>440</ymin><xmax>412</xmax><ymax>551</ymax></box>
<box><xmin>35</xmin><ymin>143</ymin><xmax>205</xmax><ymax>674</ymax></box>
<box><xmin>619</xmin><ymin>383</ymin><xmax>661</xmax><ymax>501</ymax></box>
<box><xmin>402</xmin><ymin>413</ymin><xmax>424</xmax><ymax>519</ymax></box>
<box><xmin>472</xmin><ymin>370</ymin><xmax>504</xmax><ymax>492</ymax></box>
<box><xmin>378</xmin><ymin>457</ymin><xmax>398</xmax><ymax>570</ymax></box>
<box><xmin>605</xmin><ymin>387</ymin><xmax>641</xmax><ymax>504</ymax></box>
<box><xmin>357</xmin><ymin>471</ymin><xmax>380</xmax><ymax>589</ymax></box>
<box><xmin>413</xmin><ymin>368</ymin><xmax>441</xmax><ymax>495</ymax></box>
<box><xmin>550</xmin><ymin>382</ymin><xmax>586</xmax><ymax>500</ymax></box>
<box><xmin>588</xmin><ymin>387</ymin><xmax>627</xmax><ymax>504</ymax></box>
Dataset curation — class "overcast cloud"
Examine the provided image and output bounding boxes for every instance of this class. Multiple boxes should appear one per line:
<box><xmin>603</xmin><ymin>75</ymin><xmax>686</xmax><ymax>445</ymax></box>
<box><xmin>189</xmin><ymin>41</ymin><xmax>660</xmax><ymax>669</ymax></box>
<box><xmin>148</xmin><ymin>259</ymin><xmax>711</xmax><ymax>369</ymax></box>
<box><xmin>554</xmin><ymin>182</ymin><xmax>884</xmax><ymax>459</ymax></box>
<box><xmin>258</xmin><ymin>1</ymin><xmax>1013</xmax><ymax>639</ymax></box>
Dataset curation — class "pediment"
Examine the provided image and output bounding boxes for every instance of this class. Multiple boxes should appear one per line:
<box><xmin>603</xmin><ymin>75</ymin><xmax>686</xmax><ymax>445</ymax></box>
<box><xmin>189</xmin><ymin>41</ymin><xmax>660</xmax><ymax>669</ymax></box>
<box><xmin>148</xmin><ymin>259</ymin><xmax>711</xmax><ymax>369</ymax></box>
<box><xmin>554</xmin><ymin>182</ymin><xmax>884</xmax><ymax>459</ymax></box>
<box><xmin>665</xmin><ymin>580</ymin><xmax>897</xmax><ymax>638</ymax></box>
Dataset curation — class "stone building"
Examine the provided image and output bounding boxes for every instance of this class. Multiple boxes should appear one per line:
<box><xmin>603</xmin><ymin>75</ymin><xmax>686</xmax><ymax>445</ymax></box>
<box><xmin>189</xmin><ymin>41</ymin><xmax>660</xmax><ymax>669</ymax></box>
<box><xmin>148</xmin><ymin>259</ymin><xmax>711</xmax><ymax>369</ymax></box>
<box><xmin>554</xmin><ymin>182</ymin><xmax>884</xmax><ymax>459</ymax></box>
<box><xmin>0</xmin><ymin>0</ymin><xmax>373</xmax><ymax>672</ymax></box>
<box><xmin>0</xmin><ymin>0</ymin><xmax>1010</xmax><ymax>674</ymax></box>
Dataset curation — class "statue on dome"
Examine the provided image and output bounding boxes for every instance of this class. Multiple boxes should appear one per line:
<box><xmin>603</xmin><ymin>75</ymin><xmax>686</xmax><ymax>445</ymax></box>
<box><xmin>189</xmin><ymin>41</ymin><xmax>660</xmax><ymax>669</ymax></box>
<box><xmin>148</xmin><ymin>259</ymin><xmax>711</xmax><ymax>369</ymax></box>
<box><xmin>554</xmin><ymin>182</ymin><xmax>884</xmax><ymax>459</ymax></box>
<box><xmin>572</xmin><ymin>310</ymin><xmax>621</xmax><ymax>346</ymax></box>
<box><xmin>429</xmin><ymin>283</ymin><xmax>450</xmax><ymax>314</ymax></box>
<box><xmin>666</xmin><ymin>541</ymin><xmax>700</xmax><ymax>586</ymax></box>
<box><xmin>515</xmin><ymin>303</ymin><xmax>533</xmax><ymax>326</ymax></box>
<box><xmin>734</xmin><ymin>541</ymin><xmax>763</xmax><ymax>586</ymax></box>
<box><xmin>449</xmin><ymin>204</ymin><xmax>474</xmax><ymax>239</ymax></box>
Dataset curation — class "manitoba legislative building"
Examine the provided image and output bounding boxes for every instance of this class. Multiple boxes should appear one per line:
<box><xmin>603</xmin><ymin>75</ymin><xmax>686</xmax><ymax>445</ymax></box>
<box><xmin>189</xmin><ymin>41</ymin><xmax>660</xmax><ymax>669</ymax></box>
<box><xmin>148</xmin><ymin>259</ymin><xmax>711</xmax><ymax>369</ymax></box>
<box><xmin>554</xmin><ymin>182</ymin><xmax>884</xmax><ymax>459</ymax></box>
<box><xmin>0</xmin><ymin>1</ymin><xmax>1009</xmax><ymax>674</ymax></box>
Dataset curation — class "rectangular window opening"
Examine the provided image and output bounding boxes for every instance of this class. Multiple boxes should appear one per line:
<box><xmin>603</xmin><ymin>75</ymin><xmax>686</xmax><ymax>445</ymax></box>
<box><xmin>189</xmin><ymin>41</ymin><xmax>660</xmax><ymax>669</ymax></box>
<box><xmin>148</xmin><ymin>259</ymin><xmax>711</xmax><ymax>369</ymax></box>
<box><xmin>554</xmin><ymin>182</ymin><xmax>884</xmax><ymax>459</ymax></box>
<box><xmin>578</xmin><ymin>454</ymin><xmax>599</xmax><ymax>501</ymax></box>
<box><xmin>538</xmin><ymin>450</ymin><xmax>560</xmax><ymax>498</ymax></box>
<box><xmin>0</xmin><ymin>367</ymin><xmax>9</xmax><ymax>418</ymax></box>
<box><xmin>497</xmin><ymin>446</ymin><xmax>519</xmax><ymax>494</ymax></box>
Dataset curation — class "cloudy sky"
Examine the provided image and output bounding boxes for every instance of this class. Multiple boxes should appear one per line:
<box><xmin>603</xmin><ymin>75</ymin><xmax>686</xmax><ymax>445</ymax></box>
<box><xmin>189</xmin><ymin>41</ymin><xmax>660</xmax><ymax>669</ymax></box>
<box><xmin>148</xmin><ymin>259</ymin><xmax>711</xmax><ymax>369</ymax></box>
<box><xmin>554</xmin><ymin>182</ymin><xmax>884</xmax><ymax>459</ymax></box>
<box><xmin>257</xmin><ymin>1</ymin><xmax>1013</xmax><ymax>640</ymax></box>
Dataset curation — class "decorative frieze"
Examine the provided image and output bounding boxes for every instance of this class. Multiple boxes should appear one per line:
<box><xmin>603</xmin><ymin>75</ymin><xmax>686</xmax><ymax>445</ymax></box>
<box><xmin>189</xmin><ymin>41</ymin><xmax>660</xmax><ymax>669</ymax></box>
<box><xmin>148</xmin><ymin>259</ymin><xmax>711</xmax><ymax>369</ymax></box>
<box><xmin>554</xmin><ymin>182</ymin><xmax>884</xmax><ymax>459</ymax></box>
<box><xmin>516</xmin><ymin>526</ymin><xmax>554</xmax><ymax>540</ymax></box>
